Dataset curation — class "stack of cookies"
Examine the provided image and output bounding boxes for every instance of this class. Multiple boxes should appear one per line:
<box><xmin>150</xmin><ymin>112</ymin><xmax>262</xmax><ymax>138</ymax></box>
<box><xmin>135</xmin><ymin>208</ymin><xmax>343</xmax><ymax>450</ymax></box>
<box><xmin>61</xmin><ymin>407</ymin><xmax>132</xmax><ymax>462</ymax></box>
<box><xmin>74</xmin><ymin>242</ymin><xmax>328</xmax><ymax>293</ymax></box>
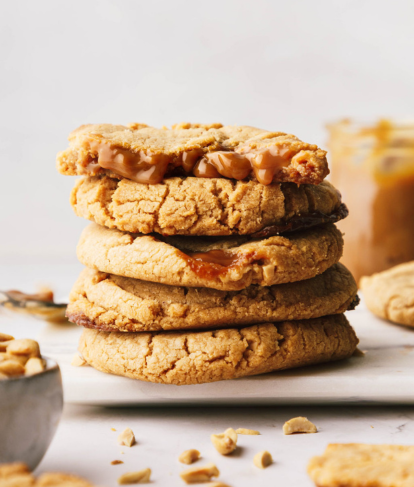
<box><xmin>57</xmin><ymin>122</ymin><xmax>359</xmax><ymax>385</ymax></box>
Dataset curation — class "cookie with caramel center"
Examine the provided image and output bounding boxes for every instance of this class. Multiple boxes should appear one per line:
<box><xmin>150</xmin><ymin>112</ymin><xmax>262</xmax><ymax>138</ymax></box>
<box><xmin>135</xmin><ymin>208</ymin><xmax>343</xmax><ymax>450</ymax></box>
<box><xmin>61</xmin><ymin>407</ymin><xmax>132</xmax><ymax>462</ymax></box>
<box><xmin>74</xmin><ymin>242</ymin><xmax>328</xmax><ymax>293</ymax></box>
<box><xmin>57</xmin><ymin>122</ymin><xmax>328</xmax><ymax>185</ymax></box>
<box><xmin>76</xmin><ymin>223</ymin><xmax>344</xmax><ymax>291</ymax></box>
<box><xmin>67</xmin><ymin>263</ymin><xmax>358</xmax><ymax>332</ymax></box>
<box><xmin>78</xmin><ymin>315</ymin><xmax>358</xmax><ymax>385</ymax></box>
<box><xmin>71</xmin><ymin>176</ymin><xmax>346</xmax><ymax>236</ymax></box>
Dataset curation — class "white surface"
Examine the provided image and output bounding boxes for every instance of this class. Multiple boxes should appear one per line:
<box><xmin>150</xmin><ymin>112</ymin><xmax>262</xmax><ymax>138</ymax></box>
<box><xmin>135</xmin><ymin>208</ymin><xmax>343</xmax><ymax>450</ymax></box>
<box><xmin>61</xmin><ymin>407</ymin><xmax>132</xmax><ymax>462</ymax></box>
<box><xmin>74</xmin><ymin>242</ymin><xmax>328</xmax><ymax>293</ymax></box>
<box><xmin>34</xmin><ymin>301</ymin><xmax>414</xmax><ymax>406</ymax></box>
<box><xmin>1</xmin><ymin>0</ymin><xmax>414</xmax><ymax>258</ymax></box>
<box><xmin>33</xmin><ymin>402</ymin><xmax>414</xmax><ymax>487</ymax></box>
<box><xmin>2</xmin><ymin>260</ymin><xmax>414</xmax><ymax>485</ymax></box>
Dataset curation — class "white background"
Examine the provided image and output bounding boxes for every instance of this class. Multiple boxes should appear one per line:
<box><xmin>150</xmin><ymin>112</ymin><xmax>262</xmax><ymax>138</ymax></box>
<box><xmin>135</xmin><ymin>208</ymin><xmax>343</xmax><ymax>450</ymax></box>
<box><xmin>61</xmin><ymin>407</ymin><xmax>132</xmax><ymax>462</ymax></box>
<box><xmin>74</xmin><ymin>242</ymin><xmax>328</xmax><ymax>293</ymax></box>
<box><xmin>1</xmin><ymin>0</ymin><xmax>414</xmax><ymax>262</ymax></box>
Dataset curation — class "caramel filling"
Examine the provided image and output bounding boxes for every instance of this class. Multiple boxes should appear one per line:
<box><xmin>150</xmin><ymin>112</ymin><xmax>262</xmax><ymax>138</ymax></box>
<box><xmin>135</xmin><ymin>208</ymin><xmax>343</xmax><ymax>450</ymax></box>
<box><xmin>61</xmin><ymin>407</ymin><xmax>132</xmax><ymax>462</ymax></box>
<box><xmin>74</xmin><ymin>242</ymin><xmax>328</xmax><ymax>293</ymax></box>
<box><xmin>182</xmin><ymin>249</ymin><xmax>257</xmax><ymax>280</ymax></box>
<box><xmin>84</xmin><ymin>139</ymin><xmax>294</xmax><ymax>185</ymax></box>
<box><xmin>189</xmin><ymin>249</ymin><xmax>241</xmax><ymax>267</ymax></box>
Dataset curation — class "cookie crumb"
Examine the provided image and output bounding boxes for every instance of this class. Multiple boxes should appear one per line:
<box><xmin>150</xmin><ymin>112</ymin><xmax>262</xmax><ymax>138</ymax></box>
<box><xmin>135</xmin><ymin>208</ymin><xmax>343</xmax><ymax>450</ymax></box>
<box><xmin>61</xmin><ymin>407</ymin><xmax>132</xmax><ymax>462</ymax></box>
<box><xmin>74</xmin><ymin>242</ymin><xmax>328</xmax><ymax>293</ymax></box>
<box><xmin>283</xmin><ymin>417</ymin><xmax>317</xmax><ymax>435</ymax></box>
<box><xmin>118</xmin><ymin>428</ymin><xmax>135</xmax><ymax>447</ymax></box>
<box><xmin>111</xmin><ymin>428</ymin><xmax>117</xmax><ymax>431</ymax></box>
<box><xmin>178</xmin><ymin>449</ymin><xmax>200</xmax><ymax>465</ymax></box>
<box><xmin>211</xmin><ymin>428</ymin><xmax>237</xmax><ymax>455</ymax></box>
<box><xmin>208</xmin><ymin>483</ymin><xmax>231</xmax><ymax>487</ymax></box>
<box><xmin>71</xmin><ymin>354</ymin><xmax>87</xmax><ymax>366</ymax></box>
<box><xmin>352</xmin><ymin>347</ymin><xmax>366</xmax><ymax>357</ymax></box>
<box><xmin>111</xmin><ymin>460</ymin><xmax>124</xmax><ymax>465</ymax></box>
<box><xmin>117</xmin><ymin>468</ymin><xmax>151</xmax><ymax>484</ymax></box>
<box><xmin>180</xmin><ymin>463</ymin><xmax>219</xmax><ymax>484</ymax></box>
<box><xmin>253</xmin><ymin>450</ymin><xmax>273</xmax><ymax>469</ymax></box>
<box><xmin>235</xmin><ymin>428</ymin><xmax>260</xmax><ymax>435</ymax></box>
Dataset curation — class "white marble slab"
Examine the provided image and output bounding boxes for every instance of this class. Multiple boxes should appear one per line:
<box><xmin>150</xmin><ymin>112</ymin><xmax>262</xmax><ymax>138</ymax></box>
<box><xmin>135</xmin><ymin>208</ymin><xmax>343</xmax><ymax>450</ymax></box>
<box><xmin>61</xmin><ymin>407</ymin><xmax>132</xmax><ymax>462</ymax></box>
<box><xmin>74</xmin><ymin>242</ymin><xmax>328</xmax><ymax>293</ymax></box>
<box><xmin>34</xmin><ymin>300</ymin><xmax>414</xmax><ymax>406</ymax></box>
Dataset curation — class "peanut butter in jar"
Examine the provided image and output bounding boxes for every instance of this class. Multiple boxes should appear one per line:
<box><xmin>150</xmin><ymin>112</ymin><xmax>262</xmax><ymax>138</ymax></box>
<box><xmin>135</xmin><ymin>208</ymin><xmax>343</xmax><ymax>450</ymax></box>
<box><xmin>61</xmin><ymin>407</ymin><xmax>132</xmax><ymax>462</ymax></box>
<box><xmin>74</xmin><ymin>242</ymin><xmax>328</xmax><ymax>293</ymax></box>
<box><xmin>328</xmin><ymin>119</ymin><xmax>414</xmax><ymax>284</ymax></box>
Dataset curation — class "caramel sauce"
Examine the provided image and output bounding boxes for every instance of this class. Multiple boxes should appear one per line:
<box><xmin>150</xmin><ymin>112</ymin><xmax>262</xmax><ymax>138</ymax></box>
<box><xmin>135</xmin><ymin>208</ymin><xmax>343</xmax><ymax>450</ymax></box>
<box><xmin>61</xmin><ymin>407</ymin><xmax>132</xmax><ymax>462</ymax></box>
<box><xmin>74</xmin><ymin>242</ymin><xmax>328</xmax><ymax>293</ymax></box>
<box><xmin>189</xmin><ymin>249</ymin><xmax>241</xmax><ymax>267</ymax></box>
<box><xmin>88</xmin><ymin>140</ymin><xmax>171</xmax><ymax>184</ymax></box>
<box><xmin>84</xmin><ymin>139</ymin><xmax>295</xmax><ymax>185</ymax></box>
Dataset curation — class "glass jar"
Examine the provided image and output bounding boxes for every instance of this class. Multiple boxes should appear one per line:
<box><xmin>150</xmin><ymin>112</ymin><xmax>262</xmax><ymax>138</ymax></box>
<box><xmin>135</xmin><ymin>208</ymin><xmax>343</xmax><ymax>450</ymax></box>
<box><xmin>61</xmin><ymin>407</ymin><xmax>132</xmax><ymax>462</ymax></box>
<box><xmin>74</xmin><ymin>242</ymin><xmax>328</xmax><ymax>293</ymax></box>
<box><xmin>328</xmin><ymin>119</ymin><xmax>414</xmax><ymax>284</ymax></box>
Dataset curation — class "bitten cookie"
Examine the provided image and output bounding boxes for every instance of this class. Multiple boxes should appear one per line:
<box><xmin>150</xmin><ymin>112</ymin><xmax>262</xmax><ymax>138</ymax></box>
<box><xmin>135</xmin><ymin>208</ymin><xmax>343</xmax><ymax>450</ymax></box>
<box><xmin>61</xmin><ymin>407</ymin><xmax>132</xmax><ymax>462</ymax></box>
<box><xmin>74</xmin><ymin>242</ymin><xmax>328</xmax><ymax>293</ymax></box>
<box><xmin>70</xmin><ymin>176</ymin><xmax>346</xmax><ymax>236</ymax></box>
<box><xmin>78</xmin><ymin>315</ymin><xmax>358</xmax><ymax>385</ymax></box>
<box><xmin>308</xmin><ymin>443</ymin><xmax>414</xmax><ymax>487</ymax></box>
<box><xmin>76</xmin><ymin>223</ymin><xmax>344</xmax><ymax>291</ymax></box>
<box><xmin>57</xmin><ymin>123</ymin><xmax>329</xmax><ymax>185</ymax></box>
<box><xmin>67</xmin><ymin>263</ymin><xmax>359</xmax><ymax>332</ymax></box>
<box><xmin>360</xmin><ymin>261</ymin><xmax>414</xmax><ymax>327</ymax></box>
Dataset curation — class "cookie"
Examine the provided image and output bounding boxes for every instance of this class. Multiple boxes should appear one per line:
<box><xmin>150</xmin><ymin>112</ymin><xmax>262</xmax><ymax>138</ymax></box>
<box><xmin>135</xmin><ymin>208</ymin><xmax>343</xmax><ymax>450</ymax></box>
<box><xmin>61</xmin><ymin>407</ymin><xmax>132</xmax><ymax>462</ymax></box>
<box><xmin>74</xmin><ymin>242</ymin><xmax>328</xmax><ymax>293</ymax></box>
<box><xmin>67</xmin><ymin>263</ymin><xmax>359</xmax><ymax>332</ymax></box>
<box><xmin>360</xmin><ymin>261</ymin><xmax>414</xmax><ymax>327</ymax></box>
<box><xmin>71</xmin><ymin>176</ymin><xmax>346</xmax><ymax>236</ymax></box>
<box><xmin>57</xmin><ymin>123</ymin><xmax>328</xmax><ymax>185</ymax></box>
<box><xmin>76</xmin><ymin>223</ymin><xmax>344</xmax><ymax>291</ymax></box>
<box><xmin>78</xmin><ymin>315</ymin><xmax>358</xmax><ymax>385</ymax></box>
<box><xmin>308</xmin><ymin>443</ymin><xmax>414</xmax><ymax>487</ymax></box>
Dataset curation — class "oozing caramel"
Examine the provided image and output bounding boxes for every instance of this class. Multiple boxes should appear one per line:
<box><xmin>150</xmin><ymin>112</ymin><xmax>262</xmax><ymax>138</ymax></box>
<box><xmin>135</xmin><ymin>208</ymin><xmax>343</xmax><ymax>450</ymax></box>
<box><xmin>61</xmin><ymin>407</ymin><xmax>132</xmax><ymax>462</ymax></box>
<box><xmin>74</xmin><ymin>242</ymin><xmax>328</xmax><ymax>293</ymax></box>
<box><xmin>189</xmin><ymin>249</ymin><xmax>241</xmax><ymax>267</ymax></box>
<box><xmin>182</xmin><ymin>249</ymin><xmax>258</xmax><ymax>280</ymax></box>
<box><xmin>83</xmin><ymin>139</ymin><xmax>295</xmax><ymax>185</ymax></box>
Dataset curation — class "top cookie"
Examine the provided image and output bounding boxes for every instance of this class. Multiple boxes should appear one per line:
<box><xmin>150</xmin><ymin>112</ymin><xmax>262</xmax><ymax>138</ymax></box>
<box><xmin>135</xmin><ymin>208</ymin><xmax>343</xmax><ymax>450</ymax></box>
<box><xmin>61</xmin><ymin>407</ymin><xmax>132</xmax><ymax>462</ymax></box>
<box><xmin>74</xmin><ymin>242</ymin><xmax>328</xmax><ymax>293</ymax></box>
<box><xmin>57</xmin><ymin>123</ymin><xmax>329</xmax><ymax>185</ymax></box>
<box><xmin>360</xmin><ymin>261</ymin><xmax>414</xmax><ymax>327</ymax></box>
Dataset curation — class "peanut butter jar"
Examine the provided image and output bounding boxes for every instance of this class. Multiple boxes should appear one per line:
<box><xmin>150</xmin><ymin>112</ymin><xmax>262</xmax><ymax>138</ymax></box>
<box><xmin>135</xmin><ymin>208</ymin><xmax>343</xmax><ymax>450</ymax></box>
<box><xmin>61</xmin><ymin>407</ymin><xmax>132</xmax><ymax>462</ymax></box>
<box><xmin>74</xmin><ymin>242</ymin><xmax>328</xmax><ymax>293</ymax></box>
<box><xmin>328</xmin><ymin>119</ymin><xmax>414</xmax><ymax>284</ymax></box>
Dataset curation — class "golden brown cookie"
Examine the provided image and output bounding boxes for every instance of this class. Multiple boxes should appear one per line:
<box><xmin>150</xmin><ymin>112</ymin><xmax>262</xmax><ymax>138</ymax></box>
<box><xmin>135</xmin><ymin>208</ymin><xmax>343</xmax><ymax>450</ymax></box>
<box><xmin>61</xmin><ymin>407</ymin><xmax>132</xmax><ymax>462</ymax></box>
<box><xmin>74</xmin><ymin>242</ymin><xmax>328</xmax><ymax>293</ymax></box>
<box><xmin>308</xmin><ymin>443</ymin><xmax>414</xmax><ymax>487</ymax></box>
<box><xmin>360</xmin><ymin>261</ymin><xmax>414</xmax><ymax>327</ymax></box>
<box><xmin>67</xmin><ymin>263</ymin><xmax>358</xmax><ymax>332</ymax></box>
<box><xmin>71</xmin><ymin>176</ymin><xmax>346</xmax><ymax>236</ymax></box>
<box><xmin>78</xmin><ymin>315</ymin><xmax>358</xmax><ymax>385</ymax></box>
<box><xmin>76</xmin><ymin>223</ymin><xmax>344</xmax><ymax>291</ymax></box>
<box><xmin>57</xmin><ymin>123</ymin><xmax>328</xmax><ymax>185</ymax></box>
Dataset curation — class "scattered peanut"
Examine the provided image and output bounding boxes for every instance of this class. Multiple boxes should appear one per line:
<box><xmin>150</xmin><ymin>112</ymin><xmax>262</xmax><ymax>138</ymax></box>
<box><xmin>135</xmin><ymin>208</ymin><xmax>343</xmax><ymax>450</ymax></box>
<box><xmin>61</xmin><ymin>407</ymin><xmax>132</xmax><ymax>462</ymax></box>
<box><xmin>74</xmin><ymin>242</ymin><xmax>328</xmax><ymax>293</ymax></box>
<box><xmin>118</xmin><ymin>428</ymin><xmax>136</xmax><ymax>447</ymax></box>
<box><xmin>283</xmin><ymin>417</ymin><xmax>317</xmax><ymax>435</ymax></box>
<box><xmin>25</xmin><ymin>357</ymin><xmax>46</xmax><ymax>376</ymax></box>
<box><xmin>211</xmin><ymin>428</ymin><xmax>238</xmax><ymax>455</ymax></box>
<box><xmin>118</xmin><ymin>468</ymin><xmax>151</xmax><ymax>484</ymax></box>
<box><xmin>235</xmin><ymin>428</ymin><xmax>260</xmax><ymax>435</ymax></box>
<box><xmin>71</xmin><ymin>354</ymin><xmax>87</xmax><ymax>367</ymax></box>
<box><xmin>179</xmin><ymin>449</ymin><xmax>201</xmax><ymax>464</ymax></box>
<box><xmin>253</xmin><ymin>450</ymin><xmax>273</xmax><ymax>469</ymax></box>
<box><xmin>111</xmin><ymin>460</ymin><xmax>124</xmax><ymax>465</ymax></box>
<box><xmin>180</xmin><ymin>463</ymin><xmax>219</xmax><ymax>484</ymax></box>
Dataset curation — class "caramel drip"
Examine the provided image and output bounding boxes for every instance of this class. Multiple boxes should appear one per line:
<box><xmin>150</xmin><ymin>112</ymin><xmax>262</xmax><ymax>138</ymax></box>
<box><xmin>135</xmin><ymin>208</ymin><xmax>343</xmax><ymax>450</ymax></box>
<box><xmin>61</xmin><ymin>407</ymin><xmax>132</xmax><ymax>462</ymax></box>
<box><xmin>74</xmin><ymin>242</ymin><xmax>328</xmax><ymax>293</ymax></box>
<box><xmin>189</xmin><ymin>249</ymin><xmax>241</xmax><ymax>267</ymax></box>
<box><xmin>84</xmin><ymin>139</ymin><xmax>295</xmax><ymax>185</ymax></box>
